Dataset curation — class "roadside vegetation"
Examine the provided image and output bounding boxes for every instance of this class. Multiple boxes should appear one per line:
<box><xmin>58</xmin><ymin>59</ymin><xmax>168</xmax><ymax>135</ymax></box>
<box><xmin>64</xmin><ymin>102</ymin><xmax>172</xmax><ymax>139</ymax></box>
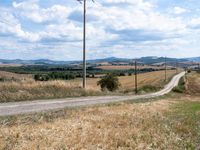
<box><xmin>173</xmin><ymin>76</ymin><xmax>186</xmax><ymax>93</ymax></box>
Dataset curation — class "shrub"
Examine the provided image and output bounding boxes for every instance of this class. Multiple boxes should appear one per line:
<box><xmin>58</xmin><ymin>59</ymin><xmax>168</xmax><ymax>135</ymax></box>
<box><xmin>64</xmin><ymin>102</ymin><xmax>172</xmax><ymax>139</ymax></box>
<box><xmin>0</xmin><ymin>77</ymin><xmax>4</xmax><ymax>82</ymax></box>
<box><xmin>119</xmin><ymin>73</ymin><xmax>126</xmax><ymax>76</ymax></box>
<box><xmin>34</xmin><ymin>74</ymin><xmax>49</xmax><ymax>81</ymax></box>
<box><xmin>128</xmin><ymin>73</ymin><xmax>132</xmax><ymax>76</ymax></box>
<box><xmin>34</xmin><ymin>72</ymin><xmax>76</xmax><ymax>81</ymax></box>
<box><xmin>138</xmin><ymin>85</ymin><xmax>159</xmax><ymax>93</ymax></box>
<box><xmin>97</xmin><ymin>74</ymin><xmax>120</xmax><ymax>91</ymax></box>
<box><xmin>173</xmin><ymin>77</ymin><xmax>185</xmax><ymax>93</ymax></box>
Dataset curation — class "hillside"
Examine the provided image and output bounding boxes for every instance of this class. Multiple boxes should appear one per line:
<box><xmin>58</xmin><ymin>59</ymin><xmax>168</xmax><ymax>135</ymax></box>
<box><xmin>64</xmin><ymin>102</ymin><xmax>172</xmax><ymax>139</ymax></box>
<box><xmin>0</xmin><ymin>56</ymin><xmax>192</xmax><ymax>66</ymax></box>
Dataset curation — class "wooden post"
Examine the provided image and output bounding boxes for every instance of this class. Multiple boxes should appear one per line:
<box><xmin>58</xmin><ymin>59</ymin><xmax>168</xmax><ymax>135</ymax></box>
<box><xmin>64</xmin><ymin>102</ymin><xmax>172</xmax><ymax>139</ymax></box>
<box><xmin>135</xmin><ymin>61</ymin><xmax>138</xmax><ymax>94</ymax></box>
<box><xmin>83</xmin><ymin>0</ymin><xmax>86</xmax><ymax>89</ymax></box>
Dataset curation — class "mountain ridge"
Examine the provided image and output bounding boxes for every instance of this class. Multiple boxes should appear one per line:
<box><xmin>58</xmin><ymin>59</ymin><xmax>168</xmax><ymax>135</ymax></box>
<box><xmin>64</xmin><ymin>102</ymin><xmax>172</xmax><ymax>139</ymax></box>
<box><xmin>0</xmin><ymin>56</ymin><xmax>199</xmax><ymax>65</ymax></box>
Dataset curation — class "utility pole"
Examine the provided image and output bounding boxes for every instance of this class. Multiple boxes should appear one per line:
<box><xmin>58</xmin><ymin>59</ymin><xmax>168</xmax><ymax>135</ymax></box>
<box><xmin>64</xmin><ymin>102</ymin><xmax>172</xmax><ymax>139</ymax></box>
<box><xmin>135</xmin><ymin>61</ymin><xmax>138</xmax><ymax>94</ymax></box>
<box><xmin>83</xmin><ymin>0</ymin><xmax>86</xmax><ymax>89</ymax></box>
<box><xmin>77</xmin><ymin>0</ymin><xmax>95</xmax><ymax>89</ymax></box>
<box><xmin>176</xmin><ymin>59</ymin><xmax>178</xmax><ymax>74</ymax></box>
<box><xmin>165</xmin><ymin>57</ymin><xmax>167</xmax><ymax>82</ymax></box>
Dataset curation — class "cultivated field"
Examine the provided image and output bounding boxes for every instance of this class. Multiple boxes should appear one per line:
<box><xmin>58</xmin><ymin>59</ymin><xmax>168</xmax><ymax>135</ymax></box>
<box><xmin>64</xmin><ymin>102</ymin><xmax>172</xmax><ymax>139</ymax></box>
<box><xmin>0</xmin><ymin>72</ymin><xmax>199</xmax><ymax>149</ymax></box>
<box><xmin>69</xmin><ymin>70</ymin><xmax>177</xmax><ymax>91</ymax></box>
<box><xmin>0</xmin><ymin>70</ymin><xmax>177</xmax><ymax>102</ymax></box>
<box><xmin>0</xmin><ymin>64</ymin><xmax>22</xmax><ymax>67</ymax></box>
<box><xmin>95</xmin><ymin>65</ymin><xmax>165</xmax><ymax>70</ymax></box>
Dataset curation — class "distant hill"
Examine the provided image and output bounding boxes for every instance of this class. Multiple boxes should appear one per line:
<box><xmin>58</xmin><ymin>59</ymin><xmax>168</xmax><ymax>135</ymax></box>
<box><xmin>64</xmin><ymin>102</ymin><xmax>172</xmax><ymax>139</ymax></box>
<box><xmin>186</xmin><ymin>57</ymin><xmax>200</xmax><ymax>62</ymax></box>
<box><xmin>0</xmin><ymin>56</ymin><xmax>196</xmax><ymax>66</ymax></box>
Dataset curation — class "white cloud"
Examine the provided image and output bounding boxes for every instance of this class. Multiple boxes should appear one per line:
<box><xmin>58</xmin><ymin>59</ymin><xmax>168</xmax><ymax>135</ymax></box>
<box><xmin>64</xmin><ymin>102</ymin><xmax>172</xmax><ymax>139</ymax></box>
<box><xmin>173</xmin><ymin>7</ymin><xmax>187</xmax><ymax>15</ymax></box>
<box><xmin>13</xmin><ymin>1</ymin><xmax>72</xmax><ymax>23</ymax></box>
<box><xmin>0</xmin><ymin>8</ymin><xmax>40</xmax><ymax>42</ymax></box>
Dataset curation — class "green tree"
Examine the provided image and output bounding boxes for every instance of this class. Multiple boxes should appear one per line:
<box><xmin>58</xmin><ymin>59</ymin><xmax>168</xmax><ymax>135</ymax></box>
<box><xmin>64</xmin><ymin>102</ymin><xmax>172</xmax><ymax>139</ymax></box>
<box><xmin>97</xmin><ymin>74</ymin><xmax>120</xmax><ymax>91</ymax></box>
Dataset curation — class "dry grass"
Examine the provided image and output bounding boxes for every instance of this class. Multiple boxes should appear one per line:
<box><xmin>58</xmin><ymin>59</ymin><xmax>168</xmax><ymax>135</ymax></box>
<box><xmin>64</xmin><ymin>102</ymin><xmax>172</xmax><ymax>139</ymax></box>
<box><xmin>0</xmin><ymin>71</ymin><xmax>32</xmax><ymax>82</ymax></box>
<box><xmin>0</xmin><ymin>98</ymin><xmax>177</xmax><ymax>150</ymax></box>
<box><xmin>0</xmin><ymin>80</ymin><xmax>103</xmax><ymax>102</ymax></box>
<box><xmin>95</xmin><ymin>65</ymin><xmax>164</xmax><ymax>70</ymax></box>
<box><xmin>186</xmin><ymin>72</ymin><xmax>200</xmax><ymax>96</ymax></box>
<box><xmin>0</xmin><ymin>72</ymin><xmax>199</xmax><ymax>149</ymax></box>
<box><xmin>0</xmin><ymin>70</ymin><xmax>177</xmax><ymax>102</ymax></box>
<box><xmin>0</xmin><ymin>64</ymin><xmax>22</xmax><ymax>67</ymax></box>
<box><xmin>0</xmin><ymin>95</ymin><xmax>200</xmax><ymax>150</ymax></box>
<box><xmin>67</xmin><ymin>70</ymin><xmax>177</xmax><ymax>91</ymax></box>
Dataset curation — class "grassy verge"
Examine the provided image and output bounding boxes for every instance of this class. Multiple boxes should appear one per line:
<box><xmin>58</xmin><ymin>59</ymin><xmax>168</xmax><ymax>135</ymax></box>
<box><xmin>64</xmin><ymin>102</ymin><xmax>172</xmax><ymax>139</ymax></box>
<box><xmin>173</xmin><ymin>76</ymin><xmax>186</xmax><ymax>93</ymax></box>
<box><xmin>167</xmin><ymin>101</ymin><xmax>200</xmax><ymax>149</ymax></box>
<box><xmin>0</xmin><ymin>80</ymin><xmax>108</xmax><ymax>103</ymax></box>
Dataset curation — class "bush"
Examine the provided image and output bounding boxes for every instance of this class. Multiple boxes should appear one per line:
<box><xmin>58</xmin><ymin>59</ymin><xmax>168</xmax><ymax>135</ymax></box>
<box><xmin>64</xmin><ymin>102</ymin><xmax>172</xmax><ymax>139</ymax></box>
<box><xmin>119</xmin><ymin>73</ymin><xmax>126</xmax><ymax>76</ymax></box>
<box><xmin>0</xmin><ymin>77</ymin><xmax>4</xmax><ymax>82</ymax></box>
<box><xmin>173</xmin><ymin>77</ymin><xmax>185</xmax><ymax>93</ymax></box>
<box><xmin>34</xmin><ymin>72</ymin><xmax>76</xmax><ymax>81</ymax></box>
<box><xmin>128</xmin><ymin>73</ymin><xmax>132</xmax><ymax>76</ymax></box>
<box><xmin>34</xmin><ymin>74</ymin><xmax>49</xmax><ymax>81</ymax></box>
<box><xmin>138</xmin><ymin>85</ymin><xmax>159</xmax><ymax>93</ymax></box>
<box><xmin>97</xmin><ymin>74</ymin><xmax>120</xmax><ymax>91</ymax></box>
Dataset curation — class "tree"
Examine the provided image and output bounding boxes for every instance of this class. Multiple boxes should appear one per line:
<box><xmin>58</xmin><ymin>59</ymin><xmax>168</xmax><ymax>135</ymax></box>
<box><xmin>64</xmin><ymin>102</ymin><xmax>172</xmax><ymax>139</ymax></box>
<box><xmin>97</xmin><ymin>74</ymin><xmax>120</xmax><ymax>91</ymax></box>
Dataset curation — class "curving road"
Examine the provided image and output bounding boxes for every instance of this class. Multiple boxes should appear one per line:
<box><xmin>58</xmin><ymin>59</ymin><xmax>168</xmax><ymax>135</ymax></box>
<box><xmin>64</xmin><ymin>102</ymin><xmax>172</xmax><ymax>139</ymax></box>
<box><xmin>0</xmin><ymin>72</ymin><xmax>185</xmax><ymax>116</ymax></box>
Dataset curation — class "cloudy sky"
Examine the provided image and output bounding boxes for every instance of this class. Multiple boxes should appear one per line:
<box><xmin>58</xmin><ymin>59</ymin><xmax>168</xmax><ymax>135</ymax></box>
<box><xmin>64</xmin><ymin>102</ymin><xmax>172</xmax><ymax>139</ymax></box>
<box><xmin>0</xmin><ymin>0</ymin><xmax>200</xmax><ymax>60</ymax></box>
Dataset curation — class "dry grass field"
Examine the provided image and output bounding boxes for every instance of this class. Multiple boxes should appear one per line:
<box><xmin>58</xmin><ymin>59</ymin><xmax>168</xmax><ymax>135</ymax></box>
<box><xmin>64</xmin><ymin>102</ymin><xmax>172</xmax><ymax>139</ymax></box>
<box><xmin>0</xmin><ymin>71</ymin><xmax>32</xmax><ymax>81</ymax></box>
<box><xmin>67</xmin><ymin>70</ymin><xmax>177</xmax><ymax>91</ymax></box>
<box><xmin>95</xmin><ymin>65</ymin><xmax>164</xmax><ymax>70</ymax></box>
<box><xmin>186</xmin><ymin>72</ymin><xmax>200</xmax><ymax>95</ymax></box>
<box><xmin>0</xmin><ymin>70</ymin><xmax>177</xmax><ymax>102</ymax></box>
<box><xmin>0</xmin><ymin>64</ymin><xmax>22</xmax><ymax>67</ymax></box>
<box><xmin>0</xmin><ymin>72</ymin><xmax>199</xmax><ymax>149</ymax></box>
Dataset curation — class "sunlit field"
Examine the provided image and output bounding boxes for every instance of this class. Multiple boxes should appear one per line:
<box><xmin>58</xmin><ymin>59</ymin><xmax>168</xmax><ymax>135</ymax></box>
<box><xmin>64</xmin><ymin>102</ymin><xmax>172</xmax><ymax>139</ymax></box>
<box><xmin>0</xmin><ymin>70</ymin><xmax>177</xmax><ymax>102</ymax></box>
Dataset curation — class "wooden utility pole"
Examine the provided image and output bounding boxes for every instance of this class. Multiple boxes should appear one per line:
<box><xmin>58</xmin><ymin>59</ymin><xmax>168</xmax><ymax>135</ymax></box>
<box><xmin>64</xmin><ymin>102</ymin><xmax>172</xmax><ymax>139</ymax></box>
<box><xmin>176</xmin><ymin>60</ymin><xmax>178</xmax><ymax>74</ymax></box>
<box><xmin>135</xmin><ymin>61</ymin><xmax>138</xmax><ymax>94</ymax></box>
<box><xmin>165</xmin><ymin>57</ymin><xmax>167</xmax><ymax>82</ymax></box>
<box><xmin>77</xmin><ymin>0</ymin><xmax>95</xmax><ymax>88</ymax></box>
<box><xmin>83</xmin><ymin>0</ymin><xmax>86</xmax><ymax>89</ymax></box>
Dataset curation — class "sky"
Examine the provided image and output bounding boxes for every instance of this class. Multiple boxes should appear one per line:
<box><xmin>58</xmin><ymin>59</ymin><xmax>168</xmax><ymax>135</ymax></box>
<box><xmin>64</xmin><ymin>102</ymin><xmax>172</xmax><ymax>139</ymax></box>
<box><xmin>0</xmin><ymin>0</ymin><xmax>200</xmax><ymax>60</ymax></box>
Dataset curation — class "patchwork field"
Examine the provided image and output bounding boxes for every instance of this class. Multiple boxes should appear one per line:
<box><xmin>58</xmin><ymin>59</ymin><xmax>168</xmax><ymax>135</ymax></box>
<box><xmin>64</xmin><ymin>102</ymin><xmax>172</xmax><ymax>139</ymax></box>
<box><xmin>0</xmin><ymin>72</ymin><xmax>199</xmax><ymax>149</ymax></box>
<box><xmin>0</xmin><ymin>70</ymin><xmax>177</xmax><ymax>102</ymax></box>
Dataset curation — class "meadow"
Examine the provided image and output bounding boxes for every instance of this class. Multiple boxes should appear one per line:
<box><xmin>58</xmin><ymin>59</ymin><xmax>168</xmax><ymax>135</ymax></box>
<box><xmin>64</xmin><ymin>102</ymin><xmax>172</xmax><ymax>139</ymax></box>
<box><xmin>0</xmin><ymin>70</ymin><xmax>177</xmax><ymax>102</ymax></box>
